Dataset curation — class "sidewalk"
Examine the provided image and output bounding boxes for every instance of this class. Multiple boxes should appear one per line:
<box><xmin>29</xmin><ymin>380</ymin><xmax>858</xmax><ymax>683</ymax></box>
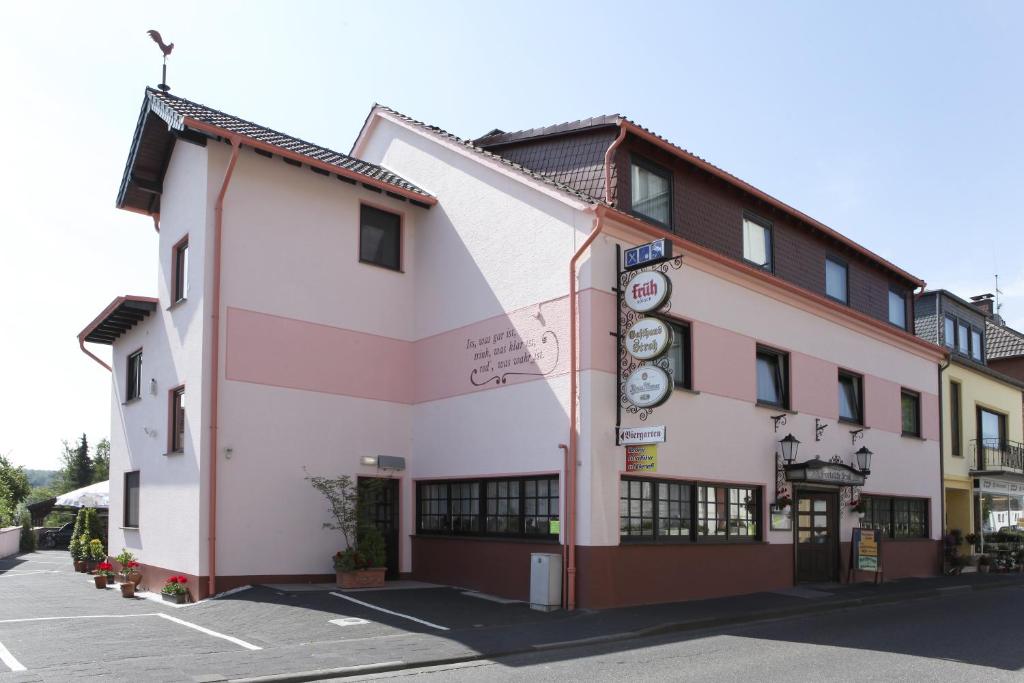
<box><xmin>3</xmin><ymin>552</ymin><xmax>1024</xmax><ymax>683</ymax></box>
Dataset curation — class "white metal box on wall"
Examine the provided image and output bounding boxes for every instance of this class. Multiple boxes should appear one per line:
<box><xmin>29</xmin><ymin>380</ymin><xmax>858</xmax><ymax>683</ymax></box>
<box><xmin>529</xmin><ymin>552</ymin><xmax>562</xmax><ymax>611</ymax></box>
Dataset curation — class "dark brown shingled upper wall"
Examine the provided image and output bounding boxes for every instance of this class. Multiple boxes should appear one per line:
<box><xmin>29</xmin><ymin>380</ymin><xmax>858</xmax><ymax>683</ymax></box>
<box><xmin>614</xmin><ymin>135</ymin><xmax>914</xmax><ymax>326</ymax></box>
<box><xmin>480</xmin><ymin>127</ymin><xmax>619</xmax><ymax>202</ymax></box>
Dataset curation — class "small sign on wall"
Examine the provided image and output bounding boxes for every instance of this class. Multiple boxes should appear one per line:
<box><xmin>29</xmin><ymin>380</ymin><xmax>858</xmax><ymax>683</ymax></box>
<box><xmin>625</xmin><ymin>445</ymin><xmax>658</xmax><ymax>472</ymax></box>
<box><xmin>617</xmin><ymin>425</ymin><xmax>667</xmax><ymax>445</ymax></box>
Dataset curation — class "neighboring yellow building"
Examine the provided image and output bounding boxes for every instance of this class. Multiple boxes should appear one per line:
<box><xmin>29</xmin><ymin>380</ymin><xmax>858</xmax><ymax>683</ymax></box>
<box><xmin>916</xmin><ymin>290</ymin><xmax>1024</xmax><ymax>544</ymax></box>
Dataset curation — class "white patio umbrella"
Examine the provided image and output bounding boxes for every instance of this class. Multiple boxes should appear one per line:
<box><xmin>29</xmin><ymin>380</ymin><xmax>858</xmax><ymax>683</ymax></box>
<box><xmin>55</xmin><ymin>481</ymin><xmax>109</xmax><ymax>509</ymax></box>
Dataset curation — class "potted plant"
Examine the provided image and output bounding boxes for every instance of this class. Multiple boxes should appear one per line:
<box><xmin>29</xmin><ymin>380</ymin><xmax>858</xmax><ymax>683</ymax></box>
<box><xmin>307</xmin><ymin>473</ymin><xmax>388</xmax><ymax>589</ymax></box>
<box><xmin>161</xmin><ymin>576</ymin><xmax>190</xmax><ymax>604</ymax></box>
<box><xmin>118</xmin><ymin>561</ymin><xmax>140</xmax><ymax>598</ymax></box>
<box><xmin>965</xmin><ymin>532</ymin><xmax>979</xmax><ymax>549</ymax></box>
<box><xmin>849</xmin><ymin>499</ymin><xmax>867</xmax><ymax>519</ymax></box>
<box><xmin>87</xmin><ymin>538</ymin><xmax>106</xmax><ymax>573</ymax></box>
<box><xmin>978</xmin><ymin>554</ymin><xmax>991</xmax><ymax>573</ymax></box>
<box><xmin>115</xmin><ymin>549</ymin><xmax>143</xmax><ymax>587</ymax></box>
<box><xmin>775</xmin><ymin>493</ymin><xmax>793</xmax><ymax>510</ymax></box>
<box><xmin>69</xmin><ymin>509</ymin><xmax>87</xmax><ymax>571</ymax></box>
<box><xmin>94</xmin><ymin>562</ymin><xmax>115</xmax><ymax>588</ymax></box>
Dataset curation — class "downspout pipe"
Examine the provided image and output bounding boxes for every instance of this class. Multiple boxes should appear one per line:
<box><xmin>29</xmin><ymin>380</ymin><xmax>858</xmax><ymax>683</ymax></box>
<box><xmin>563</xmin><ymin>123</ymin><xmax>626</xmax><ymax>611</ymax></box>
<box><xmin>208</xmin><ymin>137</ymin><xmax>242</xmax><ymax>597</ymax></box>
<box><xmin>78</xmin><ymin>338</ymin><xmax>112</xmax><ymax>372</ymax></box>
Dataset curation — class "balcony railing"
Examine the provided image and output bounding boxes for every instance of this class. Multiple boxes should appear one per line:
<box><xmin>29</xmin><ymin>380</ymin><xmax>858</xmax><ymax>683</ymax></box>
<box><xmin>971</xmin><ymin>438</ymin><xmax>1024</xmax><ymax>474</ymax></box>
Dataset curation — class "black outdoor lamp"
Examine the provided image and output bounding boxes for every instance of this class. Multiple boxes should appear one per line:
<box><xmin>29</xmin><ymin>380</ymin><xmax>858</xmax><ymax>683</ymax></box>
<box><xmin>779</xmin><ymin>433</ymin><xmax>801</xmax><ymax>465</ymax></box>
<box><xmin>855</xmin><ymin>446</ymin><xmax>873</xmax><ymax>476</ymax></box>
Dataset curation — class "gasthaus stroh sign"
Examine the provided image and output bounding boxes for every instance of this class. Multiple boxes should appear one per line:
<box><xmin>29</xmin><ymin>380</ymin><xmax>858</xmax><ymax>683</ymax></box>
<box><xmin>616</xmin><ymin>239</ymin><xmax>679</xmax><ymax>457</ymax></box>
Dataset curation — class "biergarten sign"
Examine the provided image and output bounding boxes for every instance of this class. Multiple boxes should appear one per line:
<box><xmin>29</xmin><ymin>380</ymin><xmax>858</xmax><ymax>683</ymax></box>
<box><xmin>624</xmin><ymin>365</ymin><xmax>673</xmax><ymax>408</ymax></box>
<box><xmin>625</xmin><ymin>317</ymin><xmax>672</xmax><ymax>360</ymax></box>
<box><xmin>617</xmin><ymin>425</ymin><xmax>667</xmax><ymax>445</ymax></box>
<box><xmin>624</xmin><ymin>270</ymin><xmax>671</xmax><ymax>313</ymax></box>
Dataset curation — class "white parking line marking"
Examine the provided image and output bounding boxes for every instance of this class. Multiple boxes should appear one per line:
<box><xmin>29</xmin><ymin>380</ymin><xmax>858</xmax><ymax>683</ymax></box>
<box><xmin>330</xmin><ymin>592</ymin><xmax>450</xmax><ymax>631</ymax></box>
<box><xmin>0</xmin><ymin>614</ymin><xmax>159</xmax><ymax>624</ymax></box>
<box><xmin>0</xmin><ymin>639</ymin><xmax>25</xmax><ymax>672</ymax></box>
<box><xmin>330</xmin><ymin>617</ymin><xmax>371</xmax><ymax>627</ymax></box>
<box><xmin>0</xmin><ymin>570</ymin><xmax>60</xmax><ymax>578</ymax></box>
<box><xmin>155</xmin><ymin>613</ymin><xmax>262</xmax><ymax>650</ymax></box>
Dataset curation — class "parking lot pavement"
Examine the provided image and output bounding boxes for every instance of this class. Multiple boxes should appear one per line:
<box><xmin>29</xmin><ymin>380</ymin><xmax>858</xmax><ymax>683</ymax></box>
<box><xmin>0</xmin><ymin>552</ymin><xmax>574</xmax><ymax>681</ymax></box>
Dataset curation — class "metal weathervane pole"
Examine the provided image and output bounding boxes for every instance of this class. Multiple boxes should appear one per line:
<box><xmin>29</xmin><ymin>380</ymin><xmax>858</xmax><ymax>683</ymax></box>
<box><xmin>147</xmin><ymin>29</ymin><xmax>175</xmax><ymax>92</ymax></box>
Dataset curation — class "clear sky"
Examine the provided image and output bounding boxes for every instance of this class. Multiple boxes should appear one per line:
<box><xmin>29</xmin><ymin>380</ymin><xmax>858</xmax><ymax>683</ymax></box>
<box><xmin>1</xmin><ymin>1</ymin><xmax>1022</xmax><ymax>470</ymax></box>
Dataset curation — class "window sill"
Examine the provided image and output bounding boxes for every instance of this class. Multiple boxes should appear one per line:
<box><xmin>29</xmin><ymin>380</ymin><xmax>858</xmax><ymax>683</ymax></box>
<box><xmin>167</xmin><ymin>297</ymin><xmax>187</xmax><ymax>311</ymax></box>
<box><xmin>358</xmin><ymin>258</ymin><xmax>404</xmax><ymax>274</ymax></box>
<box><xmin>742</xmin><ymin>258</ymin><xmax>774</xmax><ymax>274</ymax></box>
<box><xmin>411</xmin><ymin>534</ymin><xmax>559</xmax><ymax>544</ymax></box>
<box><xmin>119</xmin><ymin>526</ymin><xmax>140</xmax><ymax>531</ymax></box>
<box><xmin>901</xmin><ymin>433</ymin><xmax>926</xmax><ymax>440</ymax></box>
<box><xmin>755</xmin><ymin>402</ymin><xmax>796</xmax><ymax>414</ymax></box>
<box><xmin>163</xmin><ymin>450</ymin><xmax>185</xmax><ymax>456</ymax></box>
<box><xmin>121</xmin><ymin>397</ymin><xmax>142</xmax><ymax>406</ymax></box>
<box><xmin>674</xmin><ymin>386</ymin><xmax>700</xmax><ymax>395</ymax></box>
<box><xmin>838</xmin><ymin>418</ymin><xmax>864</xmax><ymax>427</ymax></box>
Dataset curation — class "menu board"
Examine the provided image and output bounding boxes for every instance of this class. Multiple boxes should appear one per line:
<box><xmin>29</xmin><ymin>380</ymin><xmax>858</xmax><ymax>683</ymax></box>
<box><xmin>851</xmin><ymin>528</ymin><xmax>882</xmax><ymax>573</ymax></box>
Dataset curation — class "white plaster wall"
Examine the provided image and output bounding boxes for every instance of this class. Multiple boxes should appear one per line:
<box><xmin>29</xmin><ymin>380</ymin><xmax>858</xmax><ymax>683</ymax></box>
<box><xmin>108</xmin><ymin>138</ymin><xmax>210</xmax><ymax>576</ymax></box>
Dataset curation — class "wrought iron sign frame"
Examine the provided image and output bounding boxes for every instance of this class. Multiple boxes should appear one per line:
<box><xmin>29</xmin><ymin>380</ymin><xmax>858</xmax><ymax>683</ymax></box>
<box><xmin>614</xmin><ymin>244</ymin><xmax>684</xmax><ymax>440</ymax></box>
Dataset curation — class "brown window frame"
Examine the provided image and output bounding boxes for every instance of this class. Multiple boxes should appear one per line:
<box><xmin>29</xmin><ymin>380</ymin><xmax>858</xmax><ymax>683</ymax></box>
<box><xmin>901</xmin><ymin>388</ymin><xmax>921</xmax><ymax>438</ymax></box>
<box><xmin>742</xmin><ymin>211</ymin><xmax>774</xmax><ymax>273</ymax></box>
<box><xmin>172</xmin><ymin>235</ymin><xmax>189</xmax><ymax>304</ymax></box>
<box><xmin>125</xmin><ymin>348</ymin><xmax>143</xmax><ymax>402</ymax></box>
<box><xmin>825</xmin><ymin>256</ymin><xmax>849</xmax><ymax>305</ymax></box>
<box><xmin>756</xmin><ymin>345</ymin><xmax>789</xmax><ymax>410</ymax></box>
<box><xmin>168</xmin><ymin>385</ymin><xmax>186</xmax><ymax>454</ymax></box>
<box><xmin>123</xmin><ymin>471</ymin><xmax>140</xmax><ymax>529</ymax></box>
<box><xmin>838</xmin><ymin>369</ymin><xmax>864</xmax><ymax>425</ymax></box>
<box><xmin>359</xmin><ymin>203</ymin><xmax>403</xmax><ymax>272</ymax></box>
<box><xmin>950</xmin><ymin>381</ymin><xmax>962</xmax><ymax>456</ymax></box>
<box><xmin>415</xmin><ymin>476</ymin><xmax>560</xmax><ymax>539</ymax></box>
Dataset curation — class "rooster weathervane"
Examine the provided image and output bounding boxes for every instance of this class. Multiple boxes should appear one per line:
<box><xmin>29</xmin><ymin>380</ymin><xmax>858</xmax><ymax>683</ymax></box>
<box><xmin>147</xmin><ymin>30</ymin><xmax>174</xmax><ymax>92</ymax></box>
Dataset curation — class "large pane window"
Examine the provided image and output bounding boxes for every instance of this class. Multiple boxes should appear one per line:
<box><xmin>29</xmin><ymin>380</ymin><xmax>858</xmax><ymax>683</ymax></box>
<box><xmin>630</xmin><ymin>158</ymin><xmax>671</xmax><ymax>226</ymax></box>
<box><xmin>756</xmin><ymin>346</ymin><xmax>788</xmax><ymax>408</ymax></box>
<box><xmin>126</xmin><ymin>349</ymin><xmax>142</xmax><ymax>402</ymax></box>
<box><xmin>172</xmin><ymin>237</ymin><xmax>189</xmax><ymax>303</ymax></box>
<box><xmin>863</xmin><ymin>496</ymin><xmax>927</xmax><ymax>539</ymax></box>
<box><xmin>838</xmin><ymin>370</ymin><xmax>863</xmax><ymax>424</ymax></box>
<box><xmin>825</xmin><ymin>258</ymin><xmax>848</xmax><ymax>303</ymax></box>
<box><xmin>742</xmin><ymin>215</ymin><xmax>772</xmax><ymax>271</ymax></box>
<box><xmin>416</xmin><ymin>477</ymin><xmax>558</xmax><ymax>538</ymax></box>
<box><xmin>957</xmin><ymin>321</ymin><xmax>970</xmax><ymax>355</ymax></box>
<box><xmin>169</xmin><ymin>386</ymin><xmax>185</xmax><ymax>453</ymax></box>
<box><xmin>123</xmin><ymin>471</ymin><xmax>140</xmax><ymax>528</ymax></box>
<box><xmin>888</xmin><ymin>290</ymin><xmax>907</xmax><ymax>329</ymax></box>
<box><xmin>359</xmin><ymin>205</ymin><xmax>402</xmax><ymax>271</ymax></box>
<box><xmin>621</xmin><ymin>478</ymin><xmax>760</xmax><ymax>543</ymax></box>
<box><xmin>971</xmin><ymin>328</ymin><xmax>983</xmax><ymax>361</ymax></box>
<box><xmin>944</xmin><ymin>316</ymin><xmax>956</xmax><ymax>348</ymax></box>
<box><xmin>901</xmin><ymin>389</ymin><xmax>920</xmax><ymax>437</ymax></box>
<box><xmin>666</xmin><ymin>320</ymin><xmax>692</xmax><ymax>390</ymax></box>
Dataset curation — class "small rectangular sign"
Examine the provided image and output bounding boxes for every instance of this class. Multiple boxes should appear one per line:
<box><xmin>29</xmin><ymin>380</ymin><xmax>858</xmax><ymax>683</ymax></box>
<box><xmin>852</xmin><ymin>527</ymin><xmax>881</xmax><ymax>572</ymax></box>
<box><xmin>549</xmin><ymin>519</ymin><xmax>561</xmax><ymax>535</ymax></box>
<box><xmin>618</xmin><ymin>425</ymin><xmax>667</xmax><ymax>445</ymax></box>
<box><xmin>623</xmin><ymin>238</ymin><xmax>673</xmax><ymax>271</ymax></box>
<box><xmin>625</xmin><ymin>444</ymin><xmax>658</xmax><ymax>472</ymax></box>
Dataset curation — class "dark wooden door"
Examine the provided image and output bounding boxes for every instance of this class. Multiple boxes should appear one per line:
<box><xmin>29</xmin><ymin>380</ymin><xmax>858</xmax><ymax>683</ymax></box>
<box><xmin>795</xmin><ymin>491</ymin><xmax>838</xmax><ymax>583</ymax></box>
<box><xmin>359</xmin><ymin>478</ymin><xmax>400</xmax><ymax>580</ymax></box>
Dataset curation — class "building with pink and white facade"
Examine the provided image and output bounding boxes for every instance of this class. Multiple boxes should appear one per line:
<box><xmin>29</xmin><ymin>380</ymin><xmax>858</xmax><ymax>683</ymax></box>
<box><xmin>79</xmin><ymin>89</ymin><xmax>946</xmax><ymax>607</ymax></box>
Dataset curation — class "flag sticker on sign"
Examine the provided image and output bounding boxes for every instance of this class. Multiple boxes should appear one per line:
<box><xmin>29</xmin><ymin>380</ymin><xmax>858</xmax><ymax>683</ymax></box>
<box><xmin>625</xmin><ymin>445</ymin><xmax>658</xmax><ymax>472</ymax></box>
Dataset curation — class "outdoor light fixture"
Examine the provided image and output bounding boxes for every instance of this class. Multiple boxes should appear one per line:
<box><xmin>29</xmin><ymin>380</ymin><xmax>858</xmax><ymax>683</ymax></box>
<box><xmin>360</xmin><ymin>456</ymin><xmax>378</xmax><ymax>467</ymax></box>
<box><xmin>779</xmin><ymin>433</ymin><xmax>801</xmax><ymax>465</ymax></box>
<box><xmin>855</xmin><ymin>446</ymin><xmax>873</xmax><ymax>475</ymax></box>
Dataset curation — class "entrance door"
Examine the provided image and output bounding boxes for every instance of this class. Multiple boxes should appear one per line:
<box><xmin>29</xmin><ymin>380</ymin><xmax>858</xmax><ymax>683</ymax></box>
<box><xmin>795</xmin><ymin>491</ymin><xmax>838</xmax><ymax>583</ymax></box>
<box><xmin>358</xmin><ymin>478</ymin><xmax>400</xmax><ymax>580</ymax></box>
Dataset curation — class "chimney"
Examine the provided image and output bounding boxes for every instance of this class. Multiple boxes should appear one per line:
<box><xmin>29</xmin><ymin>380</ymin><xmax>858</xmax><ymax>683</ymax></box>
<box><xmin>970</xmin><ymin>293</ymin><xmax>995</xmax><ymax>317</ymax></box>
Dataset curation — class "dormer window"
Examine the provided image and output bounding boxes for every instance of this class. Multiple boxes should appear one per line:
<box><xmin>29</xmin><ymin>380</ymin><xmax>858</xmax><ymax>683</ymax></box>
<box><xmin>629</xmin><ymin>157</ymin><xmax>671</xmax><ymax>228</ymax></box>
<box><xmin>742</xmin><ymin>214</ymin><xmax>773</xmax><ymax>272</ymax></box>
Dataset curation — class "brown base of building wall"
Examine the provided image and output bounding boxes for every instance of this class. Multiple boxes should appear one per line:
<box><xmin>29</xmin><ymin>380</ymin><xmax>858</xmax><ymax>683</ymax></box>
<box><xmin>121</xmin><ymin>561</ymin><xmax>334</xmax><ymax>601</ymax></box>
<box><xmin>838</xmin><ymin>539</ymin><xmax>942</xmax><ymax>583</ymax></box>
<box><xmin>576</xmin><ymin>543</ymin><xmax>794</xmax><ymax>609</ymax></box>
<box><xmin>410</xmin><ymin>536</ymin><xmax>560</xmax><ymax>601</ymax></box>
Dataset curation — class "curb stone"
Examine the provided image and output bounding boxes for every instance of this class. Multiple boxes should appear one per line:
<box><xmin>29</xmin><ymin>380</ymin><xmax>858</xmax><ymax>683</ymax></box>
<box><xmin>227</xmin><ymin>577</ymin><xmax>1024</xmax><ymax>682</ymax></box>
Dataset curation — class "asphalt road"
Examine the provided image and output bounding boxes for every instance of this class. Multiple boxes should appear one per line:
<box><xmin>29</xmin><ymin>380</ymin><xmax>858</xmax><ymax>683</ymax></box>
<box><xmin>344</xmin><ymin>586</ymin><xmax>1024</xmax><ymax>682</ymax></box>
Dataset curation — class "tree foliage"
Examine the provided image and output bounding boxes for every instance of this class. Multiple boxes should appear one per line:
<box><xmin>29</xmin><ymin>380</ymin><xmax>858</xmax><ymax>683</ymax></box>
<box><xmin>62</xmin><ymin>434</ymin><xmax>93</xmax><ymax>491</ymax></box>
<box><xmin>92</xmin><ymin>439</ymin><xmax>110</xmax><ymax>483</ymax></box>
<box><xmin>19</xmin><ymin>512</ymin><xmax>36</xmax><ymax>553</ymax></box>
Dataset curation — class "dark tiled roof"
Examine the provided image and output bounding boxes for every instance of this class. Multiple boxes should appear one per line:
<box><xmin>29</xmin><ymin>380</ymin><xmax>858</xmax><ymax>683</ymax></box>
<box><xmin>474</xmin><ymin>115</ymin><xmax>620</xmax><ymax>147</ymax></box>
<box><xmin>374</xmin><ymin>106</ymin><xmax>602</xmax><ymax>205</ymax></box>
<box><xmin>79</xmin><ymin>296</ymin><xmax>159</xmax><ymax>345</ymax></box>
<box><xmin>146</xmin><ymin>89</ymin><xmax>431</xmax><ymax>198</ymax></box>
<box><xmin>987</xmin><ymin>321</ymin><xmax>1024</xmax><ymax>359</ymax></box>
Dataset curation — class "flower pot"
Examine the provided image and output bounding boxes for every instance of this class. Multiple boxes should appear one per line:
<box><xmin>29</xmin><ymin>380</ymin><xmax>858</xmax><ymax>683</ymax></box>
<box><xmin>120</xmin><ymin>582</ymin><xmax>136</xmax><ymax>598</ymax></box>
<box><xmin>336</xmin><ymin>567</ymin><xmax>387</xmax><ymax>589</ymax></box>
<box><xmin>74</xmin><ymin>560</ymin><xmax>86</xmax><ymax>573</ymax></box>
<box><xmin>162</xmin><ymin>592</ymin><xmax>188</xmax><ymax>604</ymax></box>
<box><xmin>128</xmin><ymin>571</ymin><xmax>143</xmax><ymax>587</ymax></box>
<box><xmin>86</xmin><ymin>559</ymin><xmax>98</xmax><ymax>573</ymax></box>
<box><xmin>979</xmin><ymin>565</ymin><xmax>991</xmax><ymax>573</ymax></box>
<box><xmin>94</xmin><ymin>575</ymin><xmax>108</xmax><ymax>589</ymax></box>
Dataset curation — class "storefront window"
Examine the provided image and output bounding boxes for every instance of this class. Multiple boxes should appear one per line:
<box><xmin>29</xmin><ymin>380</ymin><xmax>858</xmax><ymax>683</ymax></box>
<box><xmin>862</xmin><ymin>495</ymin><xmax>927</xmax><ymax>539</ymax></box>
<box><xmin>621</xmin><ymin>478</ymin><xmax>759</xmax><ymax>543</ymax></box>
<box><xmin>416</xmin><ymin>477</ymin><xmax>558</xmax><ymax>538</ymax></box>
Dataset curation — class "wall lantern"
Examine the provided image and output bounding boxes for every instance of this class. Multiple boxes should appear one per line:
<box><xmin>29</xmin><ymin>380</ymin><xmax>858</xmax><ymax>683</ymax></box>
<box><xmin>855</xmin><ymin>446</ymin><xmax>873</xmax><ymax>476</ymax></box>
<box><xmin>779</xmin><ymin>433</ymin><xmax>801</xmax><ymax>465</ymax></box>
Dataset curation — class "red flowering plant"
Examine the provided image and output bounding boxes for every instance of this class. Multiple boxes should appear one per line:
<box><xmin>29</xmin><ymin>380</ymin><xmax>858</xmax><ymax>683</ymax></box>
<box><xmin>850</xmin><ymin>498</ymin><xmax>867</xmax><ymax>514</ymax></box>
<box><xmin>119</xmin><ymin>560</ymin><xmax>141</xmax><ymax>580</ymax></box>
<box><xmin>161</xmin><ymin>575</ymin><xmax>189</xmax><ymax>596</ymax></box>
<box><xmin>96</xmin><ymin>562</ymin><xmax>116</xmax><ymax>579</ymax></box>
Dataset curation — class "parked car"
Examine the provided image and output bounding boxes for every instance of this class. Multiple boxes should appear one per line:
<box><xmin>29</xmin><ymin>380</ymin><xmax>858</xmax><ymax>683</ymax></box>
<box><xmin>39</xmin><ymin>522</ymin><xmax>75</xmax><ymax>549</ymax></box>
